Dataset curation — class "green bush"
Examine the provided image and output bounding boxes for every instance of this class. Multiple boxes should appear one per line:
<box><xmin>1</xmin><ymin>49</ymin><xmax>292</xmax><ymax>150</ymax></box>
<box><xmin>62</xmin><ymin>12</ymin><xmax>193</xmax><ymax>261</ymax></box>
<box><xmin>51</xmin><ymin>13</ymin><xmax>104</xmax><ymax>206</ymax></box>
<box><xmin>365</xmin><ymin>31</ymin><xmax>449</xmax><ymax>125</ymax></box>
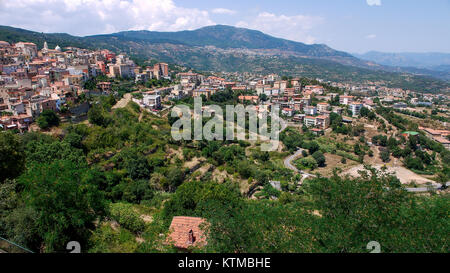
<box><xmin>336</xmin><ymin>150</ymin><xmax>359</xmax><ymax>162</ymax></box>
<box><xmin>312</xmin><ymin>151</ymin><xmax>326</xmax><ymax>167</ymax></box>
<box><xmin>109</xmin><ymin>203</ymin><xmax>145</xmax><ymax>234</ymax></box>
<box><xmin>37</xmin><ymin>110</ymin><xmax>60</xmax><ymax>129</ymax></box>
<box><xmin>295</xmin><ymin>156</ymin><xmax>318</xmax><ymax>170</ymax></box>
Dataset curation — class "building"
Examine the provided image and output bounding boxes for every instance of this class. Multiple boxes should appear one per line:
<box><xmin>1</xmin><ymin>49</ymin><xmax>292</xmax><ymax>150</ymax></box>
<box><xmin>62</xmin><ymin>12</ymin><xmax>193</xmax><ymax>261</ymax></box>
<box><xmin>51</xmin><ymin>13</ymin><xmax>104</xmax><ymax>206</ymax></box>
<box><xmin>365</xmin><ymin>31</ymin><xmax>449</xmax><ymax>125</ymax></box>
<box><xmin>282</xmin><ymin>108</ymin><xmax>294</xmax><ymax>117</ymax></box>
<box><xmin>315</xmin><ymin>115</ymin><xmax>330</xmax><ymax>129</ymax></box>
<box><xmin>167</xmin><ymin>216</ymin><xmax>207</xmax><ymax>250</ymax></box>
<box><xmin>304</xmin><ymin>85</ymin><xmax>324</xmax><ymax>95</ymax></box>
<box><xmin>108</xmin><ymin>64</ymin><xmax>135</xmax><ymax>78</ymax></box>
<box><xmin>284</xmin><ymin>88</ymin><xmax>295</xmax><ymax>97</ymax></box>
<box><xmin>154</xmin><ymin>63</ymin><xmax>169</xmax><ymax>79</ymax></box>
<box><xmin>143</xmin><ymin>94</ymin><xmax>161</xmax><ymax>110</ymax></box>
<box><xmin>304</xmin><ymin>116</ymin><xmax>316</xmax><ymax>127</ymax></box>
<box><xmin>238</xmin><ymin>95</ymin><xmax>258</xmax><ymax>104</ymax></box>
<box><xmin>135</xmin><ymin>73</ymin><xmax>149</xmax><ymax>83</ymax></box>
<box><xmin>15</xmin><ymin>42</ymin><xmax>38</xmax><ymax>58</ymax></box>
<box><xmin>303</xmin><ymin>115</ymin><xmax>330</xmax><ymax>129</ymax></box>
<box><xmin>350</xmin><ymin>102</ymin><xmax>363</xmax><ymax>117</ymax></box>
<box><xmin>393</xmin><ymin>102</ymin><xmax>408</xmax><ymax>109</ymax></box>
<box><xmin>118</xmin><ymin>64</ymin><xmax>135</xmax><ymax>78</ymax></box>
<box><xmin>304</xmin><ymin>106</ymin><xmax>317</xmax><ymax>116</ymax></box>
<box><xmin>178</xmin><ymin>72</ymin><xmax>201</xmax><ymax>84</ymax></box>
<box><xmin>434</xmin><ymin>137</ymin><xmax>450</xmax><ymax>150</ymax></box>
<box><xmin>339</xmin><ymin>95</ymin><xmax>354</xmax><ymax>105</ymax></box>
<box><xmin>422</xmin><ymin>128</ymin><xmax>444</xmax><ymax>139</ymax></box>
<box><xmin>292</xmin><ymin>114</ymin><xmax>305</xmax><ymax>123</ymax></box>
<box><xmin>97</xmin><ymin>82</ymin><xmax>112</xmax><ymax>93</ymax></box>
<box><xmin>310</xmin><ymin>128</ymin><xmax>324</xmax><ymax>136</ymax></box>
<box><xmin>317</xmin><ymin>103</ymin><xmax>329</xmax><ymax>113</ymax></box>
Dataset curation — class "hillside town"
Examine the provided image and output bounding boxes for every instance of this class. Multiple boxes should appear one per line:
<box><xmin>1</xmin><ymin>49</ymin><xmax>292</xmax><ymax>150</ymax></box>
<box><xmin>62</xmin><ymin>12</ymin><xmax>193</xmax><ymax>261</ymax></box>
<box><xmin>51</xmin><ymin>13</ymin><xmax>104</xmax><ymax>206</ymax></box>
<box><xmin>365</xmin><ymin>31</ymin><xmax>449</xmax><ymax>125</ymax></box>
<box><xmin>1</xmin><ymin>41</ymin><xmax>449</xmax><ymax>148</ymax></box>
<box><xmin>1</xmin><ymin>0</ymin><xmax>450</xmax><ymax>261</ymax></box>
<box><xmin>1</xmin><ymin>40</ymin><xmax>449</xmax><ymax>255</ymax></box>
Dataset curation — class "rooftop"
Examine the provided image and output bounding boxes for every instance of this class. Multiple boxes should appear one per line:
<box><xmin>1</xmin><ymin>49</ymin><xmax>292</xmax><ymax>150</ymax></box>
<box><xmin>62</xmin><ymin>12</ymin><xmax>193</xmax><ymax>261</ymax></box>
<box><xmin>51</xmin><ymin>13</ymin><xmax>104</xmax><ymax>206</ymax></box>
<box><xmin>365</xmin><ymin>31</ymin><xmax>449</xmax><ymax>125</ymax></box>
<box><xmin>167</xmin><ymin>216</ymin><xmax>207</xmax><ymax>250</ymax></box>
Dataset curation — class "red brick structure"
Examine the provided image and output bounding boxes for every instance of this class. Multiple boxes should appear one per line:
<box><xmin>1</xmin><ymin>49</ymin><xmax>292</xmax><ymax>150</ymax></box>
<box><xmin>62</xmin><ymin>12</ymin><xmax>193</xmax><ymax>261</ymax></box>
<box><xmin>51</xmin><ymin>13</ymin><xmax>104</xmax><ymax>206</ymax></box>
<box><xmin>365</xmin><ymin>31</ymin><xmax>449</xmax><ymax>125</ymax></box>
<box><xmin>167</xmin><ymin>216</ymin><xmax>207</xmax><ymax>250</ymax></box>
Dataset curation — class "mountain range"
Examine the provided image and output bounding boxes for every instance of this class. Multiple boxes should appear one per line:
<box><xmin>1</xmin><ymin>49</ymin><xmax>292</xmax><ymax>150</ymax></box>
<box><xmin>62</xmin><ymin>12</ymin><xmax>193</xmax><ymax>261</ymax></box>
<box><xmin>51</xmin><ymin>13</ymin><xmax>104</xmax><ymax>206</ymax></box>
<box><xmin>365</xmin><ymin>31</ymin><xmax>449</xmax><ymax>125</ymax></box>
<box><xmin>353</xmin><ymin>51</ymin><xmax>450</xmax><ymax>80</ymax></box>
<box><xmin>0</xmin><ymin>24</ymin><xmax>449</xmax><ymax>93</ymax></box>
<box><xmin>354</xmin><ymin>51</ymin><xmax>450</xmax><ymax>70</ymax></box>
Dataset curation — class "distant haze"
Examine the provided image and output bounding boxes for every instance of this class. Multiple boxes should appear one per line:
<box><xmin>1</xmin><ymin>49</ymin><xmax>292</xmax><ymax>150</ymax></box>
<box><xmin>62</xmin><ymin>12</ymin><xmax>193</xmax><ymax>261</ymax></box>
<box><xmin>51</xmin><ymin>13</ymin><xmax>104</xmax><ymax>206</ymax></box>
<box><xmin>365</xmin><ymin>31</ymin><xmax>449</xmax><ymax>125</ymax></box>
<box><xmin>353</xmin><ymin>52</ymin><xmax>450</xmax><ymax>71</ymax></box>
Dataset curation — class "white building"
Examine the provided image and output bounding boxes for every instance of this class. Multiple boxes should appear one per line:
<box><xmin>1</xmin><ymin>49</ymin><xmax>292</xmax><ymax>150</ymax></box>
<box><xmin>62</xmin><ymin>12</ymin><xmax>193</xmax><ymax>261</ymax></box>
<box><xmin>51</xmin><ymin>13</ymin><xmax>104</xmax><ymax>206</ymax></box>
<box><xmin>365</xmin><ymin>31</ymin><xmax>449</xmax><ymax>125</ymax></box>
<box><xmin>304</xmin><ymin>106</ymin><xmax>317</xmax><ymax>116</ymax></box>
<box><xmin>340</xmin><ymin>96</ymin><xmax>354</xmax><ymax>105</ymax></box>
<box><xmin>143</xmin><ymin>94</ymin><xmax>161</xmax><ymax>109</ymax></box>
<box><xmin>317</xmin><ymin>103</ymin><xmax>329</xmax><ymax>113</ymax></box>
<box><xmin>350</xmin><ymin>102</ymin><xmax>363</xmax><ymax>117</ymax></box>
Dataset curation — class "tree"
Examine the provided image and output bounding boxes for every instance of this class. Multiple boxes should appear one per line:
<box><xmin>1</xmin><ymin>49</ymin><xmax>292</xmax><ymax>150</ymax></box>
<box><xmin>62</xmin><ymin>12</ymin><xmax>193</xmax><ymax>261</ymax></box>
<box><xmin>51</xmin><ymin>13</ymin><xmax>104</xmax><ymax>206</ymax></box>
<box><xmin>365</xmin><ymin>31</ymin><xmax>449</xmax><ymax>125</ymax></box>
<box><xmin>0</xmin><ymin>132</ymin><xmax>25</xmax><ymax>182</ymax></box>
<box><xmin>303</xmin><ymin>167</ymin><xmax>450</xmax><ymax>252</ymax></box>
<box><xmin>387</xmin><ymin>136</ymin><xmax>398</xmax><ymax>149</ymax></box>
<box><xmin>64</xmin><ymin>132</ymin><xmax>84</xmax><ymax>149</ymax></box>
<box><xmin>83</xmin><ymin>78</ymin><xmax>98</xmax><ymax>91</ymax></box>
<box><xmin>121</xmin><ymin>179</ymin><xmax>154</xmax><ymax>204</ymax></box>
<box><xmin>37</xmin><ymin>110</ymin><xmax>60</xmax><ymax>130</ymax></box>
<box><xmin>307</xmin><ymin>141</ymin><xmax>320</xmax><ymax>155</ymax></box>
<box><xmin>354</xmin><ymin>143</ymin><xmax>362</xmax><ymax>156</ymax></box>
<box><xmin>404</xmin><ymin>156</ymin><xmax>424</xmax><ymax>171</ymax></box>
<box><xmin>164</xmin><ymin>167</ymin><xmax>186</xmax><ymax>192</ymax></box>
<box><xmin>122</xmin><ymin>152</ymin><xmax>151</xmax><ymax>180</ymax></box>
<box><xmin>88</xmin><ymin>106</ymin><xmax>108</xmax><ymax>127</ymax></box>
<box><xmin>280</xmin><ymin>128</ymin><xmax>304</xmax><ymax>152</ymax></box>
<box><xmin>163</xmin><ymin>180</ymin><xmax>242</xmax><ymax>223</ymax></box>
<box><xmin>202</xmin><ymin>200</ymin><xmax>314</xmax><ymax>253</ymax></box>
<box><xmin>312</xmin><ymin>151</ymin><xmax>326</xmax><ymax>167</ymax></box>
<box><xmin>360</xmin><ymin>107</ymin><xmax>370</xmax><ymax>117</ymax></box>
<box><xmin>380</xmin><ymin>149</ymin><xmax>391</xmax><ymax>163</ymax></box>
<box><xmin>296</xmin><ymin>156</ymin><xmax>318</xmax><ymax>170</ymax></box>
<box><xmin>25</xmin><ymin>139</ymin><xmax>86</xmax><ymax>166</ymax></box>
<box><xmin>18</xmin><ymin>160</ymin><xmax>106</xmax><ymax>252</ymax></box>
<box><xmin>259</xmin><ymin>93</ymin><xmax>268</xmax><ymax>102</ymax></box>
<box><xmin>109</xmin><ymin>203</ymin><xmax>145</xmax><ymax>233</ymax></box>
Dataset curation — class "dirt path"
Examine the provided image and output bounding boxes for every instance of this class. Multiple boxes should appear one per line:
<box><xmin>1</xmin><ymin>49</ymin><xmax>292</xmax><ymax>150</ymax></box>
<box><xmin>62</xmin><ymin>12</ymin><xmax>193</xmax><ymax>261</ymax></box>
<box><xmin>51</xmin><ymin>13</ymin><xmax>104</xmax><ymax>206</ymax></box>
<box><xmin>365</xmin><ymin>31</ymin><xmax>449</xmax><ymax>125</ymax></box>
<box><xmin>342</xmin><ymin>164</ymin><xmax>436</xmax><ymax>185</ymax></box>
<box><xmin>112</xmin><ymin>93</ymin><xmax>132</xmax><ymax>109</ymax></box>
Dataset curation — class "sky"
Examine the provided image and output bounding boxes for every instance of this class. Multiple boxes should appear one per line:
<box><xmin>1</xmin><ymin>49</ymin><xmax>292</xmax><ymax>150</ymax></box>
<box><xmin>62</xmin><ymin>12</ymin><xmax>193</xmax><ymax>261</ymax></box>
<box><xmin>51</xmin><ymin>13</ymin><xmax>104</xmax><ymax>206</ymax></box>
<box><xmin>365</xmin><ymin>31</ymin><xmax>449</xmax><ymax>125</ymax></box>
<box><xmin>0</xmin><ymin>0</ymin><xmax>449</xmax><ymax>54</ymax></box>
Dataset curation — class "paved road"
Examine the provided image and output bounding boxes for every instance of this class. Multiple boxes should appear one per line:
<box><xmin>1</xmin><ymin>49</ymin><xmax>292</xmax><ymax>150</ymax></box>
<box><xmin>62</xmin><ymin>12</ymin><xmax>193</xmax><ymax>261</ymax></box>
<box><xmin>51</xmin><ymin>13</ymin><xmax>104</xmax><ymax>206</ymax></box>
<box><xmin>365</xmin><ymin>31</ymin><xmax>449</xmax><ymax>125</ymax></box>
<box><xmin>406</xmin><ymin>183</ymin><xmax>449</xmax><ymax>193</ymax></box>
<box><xmin>284</xmin><ymin>149</ymin><xmax>303</xmax><ymax>172</ymax></box>
<box><xmin>283</xmin><ymin>148</ymin><xmax>316</xmax><ymax>185</ymax></box>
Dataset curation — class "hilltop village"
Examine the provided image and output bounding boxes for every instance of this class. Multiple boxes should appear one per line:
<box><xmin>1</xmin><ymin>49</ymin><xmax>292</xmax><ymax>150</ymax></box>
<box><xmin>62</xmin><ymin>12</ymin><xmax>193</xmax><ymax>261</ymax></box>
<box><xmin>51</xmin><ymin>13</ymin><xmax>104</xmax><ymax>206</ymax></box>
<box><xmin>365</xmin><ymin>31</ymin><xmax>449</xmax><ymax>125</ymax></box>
<box><xmin>1</xmin><ymin>41</ymin><xmax>449</xmax><ymax>142</ymax></box>
<box><xmin>0</xmin><ymin>41</ymin><xmax>449</xmax><ymax>253</ymax></box>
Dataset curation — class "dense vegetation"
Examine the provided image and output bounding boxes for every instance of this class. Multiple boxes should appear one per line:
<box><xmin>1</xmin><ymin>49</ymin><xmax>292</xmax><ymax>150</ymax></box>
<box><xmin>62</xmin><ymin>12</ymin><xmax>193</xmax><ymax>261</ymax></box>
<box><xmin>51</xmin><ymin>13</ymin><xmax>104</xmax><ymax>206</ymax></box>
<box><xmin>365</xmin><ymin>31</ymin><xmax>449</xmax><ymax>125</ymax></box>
<box><xmin>1</xmin><ymin>94</ymin><xmax>448</xmax><ymax>253</ymax></box>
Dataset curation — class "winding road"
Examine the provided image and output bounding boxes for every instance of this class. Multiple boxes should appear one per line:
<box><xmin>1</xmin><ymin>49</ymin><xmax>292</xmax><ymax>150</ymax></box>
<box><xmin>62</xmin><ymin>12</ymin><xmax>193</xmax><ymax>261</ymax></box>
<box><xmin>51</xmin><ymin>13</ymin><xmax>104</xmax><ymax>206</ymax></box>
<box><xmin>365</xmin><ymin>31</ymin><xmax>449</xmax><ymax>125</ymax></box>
<box><xmin>281</xmin><ymin>125</ymin><xmax>448</xmax><ymax>193</ymax></box>
<box><xmin>283</xmin><ymin>148</ymin><xmax>316</xmax><ymax>184</ymax></box>
<box><xmin>283</xmin><ymin>147</ymin><xmax>448</xmax><ymax>192</ymax></box>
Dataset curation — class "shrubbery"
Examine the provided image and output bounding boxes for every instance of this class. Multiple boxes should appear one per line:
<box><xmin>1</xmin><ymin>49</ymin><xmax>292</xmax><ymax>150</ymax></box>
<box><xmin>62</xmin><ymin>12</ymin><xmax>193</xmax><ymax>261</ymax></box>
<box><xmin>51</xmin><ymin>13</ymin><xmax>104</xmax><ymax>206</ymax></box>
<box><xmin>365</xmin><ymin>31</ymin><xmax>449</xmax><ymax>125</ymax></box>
<box><xmin>109</xmin><ymin>203</ymin><xmax>146</xmax><ymax>234</ymax></box>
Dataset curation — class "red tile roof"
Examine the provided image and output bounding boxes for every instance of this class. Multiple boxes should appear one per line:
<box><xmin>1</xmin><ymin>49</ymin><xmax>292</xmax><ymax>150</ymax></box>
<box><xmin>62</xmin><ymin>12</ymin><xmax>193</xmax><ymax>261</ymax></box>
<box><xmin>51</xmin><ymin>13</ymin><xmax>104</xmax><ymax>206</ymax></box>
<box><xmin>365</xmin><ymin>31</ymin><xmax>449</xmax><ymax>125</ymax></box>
<box><xmin>434</xmin><ymin>136</ymin><xmax>450</xmax><ymax>144</ymax></box>
<box><xmin>167</xmin><ymin>216</ymin><xmax>207</xmax><ymax>249</ymax></box>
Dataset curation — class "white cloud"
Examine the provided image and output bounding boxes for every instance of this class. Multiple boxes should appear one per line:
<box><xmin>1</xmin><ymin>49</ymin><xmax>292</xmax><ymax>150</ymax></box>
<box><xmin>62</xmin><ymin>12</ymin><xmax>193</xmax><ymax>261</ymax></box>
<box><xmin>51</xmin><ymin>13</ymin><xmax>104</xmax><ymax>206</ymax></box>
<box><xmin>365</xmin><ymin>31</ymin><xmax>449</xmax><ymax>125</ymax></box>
<box><xmin>0</xmin><ymin>0</ymin><xmax>215</xmax><ymax>35</ymax></box>
<box><xmin>365</xmin><ymin>34</ymin><xmax>377</xmax><ymax>39</ymax></box>
<box><xmin>211</xmin><ymin>8</ymin><xmax>236</xmax><ymax>15</ymax></box>
<box><xmin>236</xmin><ymin>12</ymin><xmax>324</xmax><ymax>44</ymax></box>
<box><xmin>366</xmin><ymin>0</ymin><xmax>382</xmax><ymax>6</ymax></box>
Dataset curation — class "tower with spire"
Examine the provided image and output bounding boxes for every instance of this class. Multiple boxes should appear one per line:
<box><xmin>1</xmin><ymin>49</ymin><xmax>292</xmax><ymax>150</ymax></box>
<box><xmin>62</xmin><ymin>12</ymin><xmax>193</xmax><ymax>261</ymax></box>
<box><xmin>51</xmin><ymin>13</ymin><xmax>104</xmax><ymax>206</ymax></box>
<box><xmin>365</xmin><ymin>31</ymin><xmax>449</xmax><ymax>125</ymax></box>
<box><xmin>43</xmin><ymin>41</ymin><xmax>49</xmax><ymax>54</ymax></box>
